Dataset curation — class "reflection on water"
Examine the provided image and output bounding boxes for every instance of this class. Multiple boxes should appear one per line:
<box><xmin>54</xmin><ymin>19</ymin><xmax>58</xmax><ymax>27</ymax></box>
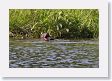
<box><xmin>9</xmin><ymin>39</ymin><xmax>99</xmax><ymax>68</ymax></box>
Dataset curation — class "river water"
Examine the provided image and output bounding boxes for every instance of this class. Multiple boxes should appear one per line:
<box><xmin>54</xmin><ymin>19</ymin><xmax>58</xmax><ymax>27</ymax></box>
<box><xmin>9</xmin><ymin>39</ymin><xmax>99</xmax><ymax>68</ymax></box>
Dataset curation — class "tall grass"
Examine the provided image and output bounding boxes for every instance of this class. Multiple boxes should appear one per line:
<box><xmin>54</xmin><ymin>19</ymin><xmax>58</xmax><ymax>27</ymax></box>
<box><xmin>9</xmin><ymin>9</ymin><xmax>99</xmax><ymax>39</ymax></box>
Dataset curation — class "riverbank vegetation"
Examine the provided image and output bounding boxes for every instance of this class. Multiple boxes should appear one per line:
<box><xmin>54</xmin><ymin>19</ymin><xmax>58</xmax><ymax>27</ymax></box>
<box><xmin>9</xmin><ymin>9</ymin><xmax>99</xmax><ymax>39</ymax></box>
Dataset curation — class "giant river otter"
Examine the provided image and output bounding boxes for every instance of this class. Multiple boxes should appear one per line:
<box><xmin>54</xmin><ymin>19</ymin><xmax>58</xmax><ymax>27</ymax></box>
<box><xmin>41</xmin><ymin>33</ymin><xmax>54</xmax><ymax>41</ymax></box>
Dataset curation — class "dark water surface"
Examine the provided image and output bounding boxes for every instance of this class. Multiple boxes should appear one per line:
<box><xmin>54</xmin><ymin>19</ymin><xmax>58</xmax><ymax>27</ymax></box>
<box><xmin>9</xmin><ymin>39</ymin><xmax>99</xmax><ymax>68</ymax></box>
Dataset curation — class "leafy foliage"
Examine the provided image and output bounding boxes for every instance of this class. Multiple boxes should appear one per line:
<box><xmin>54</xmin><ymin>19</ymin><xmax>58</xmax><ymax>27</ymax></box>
<box><xmin>9</xmin><ymin>9</ymin><xmax>99</xmax><ymax>39</ymax></box>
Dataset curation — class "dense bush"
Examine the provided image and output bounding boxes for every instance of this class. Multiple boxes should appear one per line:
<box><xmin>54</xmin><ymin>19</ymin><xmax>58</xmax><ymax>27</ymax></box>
<box><xmin>9</xmin><ymin>9</ymin><xmax>99</xmax><ymax>39</ymax></box>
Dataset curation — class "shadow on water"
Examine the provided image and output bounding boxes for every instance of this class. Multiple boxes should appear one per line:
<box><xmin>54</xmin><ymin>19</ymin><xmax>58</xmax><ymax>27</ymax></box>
<box><xmin>9</xmin><ymin>39</ymin><xmax>99</xmax><ymax>68</ymax></box>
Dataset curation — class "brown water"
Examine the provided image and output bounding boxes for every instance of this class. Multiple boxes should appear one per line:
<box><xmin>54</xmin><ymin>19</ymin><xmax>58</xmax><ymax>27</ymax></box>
<box><xmin>9</xmin><ymin>39</ymin><xmax>99</xmax><ymax>68</ymax></box>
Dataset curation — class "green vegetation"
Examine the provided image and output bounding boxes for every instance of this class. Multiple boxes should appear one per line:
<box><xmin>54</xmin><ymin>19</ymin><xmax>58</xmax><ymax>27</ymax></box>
<box><xmin>9</xmin><ymin>9</ymin><xmax>99</xmax><ymax>39</ymax></box>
